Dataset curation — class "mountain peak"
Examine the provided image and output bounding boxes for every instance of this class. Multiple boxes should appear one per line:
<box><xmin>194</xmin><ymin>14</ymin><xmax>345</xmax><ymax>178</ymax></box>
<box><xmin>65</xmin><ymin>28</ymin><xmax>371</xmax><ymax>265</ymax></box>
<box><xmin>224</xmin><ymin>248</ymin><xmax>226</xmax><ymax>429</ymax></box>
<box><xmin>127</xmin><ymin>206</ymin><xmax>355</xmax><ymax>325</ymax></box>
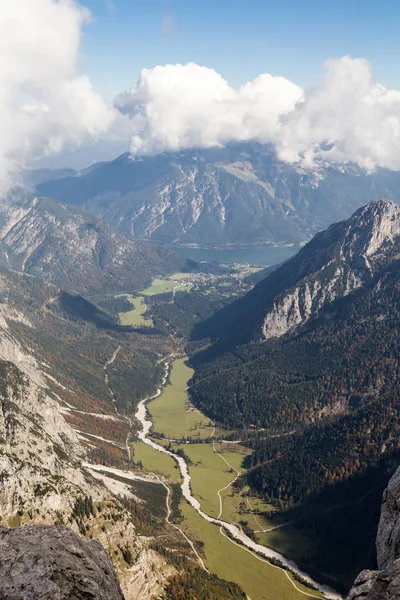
<box><xmin>194</xmin><ymin>199</ymin><xmax>400</xmax><ymax>347</ymax></box>
<box><xmin>259</xmin><ymin>199</ymin><xmax>400</xmax><ymax>339</ymax></box>
<box><xmin>349</xmin><ymin>198</ymin><xmax>400</xmax><ymax>231</ymax></box>
<box><xmin>343</xmin><ymin>199</ymin><xmax>400</xmax><ymax>260</ymax></box>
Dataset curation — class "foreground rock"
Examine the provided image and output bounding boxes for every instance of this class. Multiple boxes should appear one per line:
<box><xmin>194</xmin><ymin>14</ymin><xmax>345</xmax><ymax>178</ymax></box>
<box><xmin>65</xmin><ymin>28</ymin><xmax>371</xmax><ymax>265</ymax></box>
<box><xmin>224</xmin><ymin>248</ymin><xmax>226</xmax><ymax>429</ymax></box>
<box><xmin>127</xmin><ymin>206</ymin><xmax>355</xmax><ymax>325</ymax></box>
<box><xmin>0</xmin><ymin>525</ymin><xmax>125</xmax><ymax>600</ymax></box>
<box><xmin>347</xmin><ymin>466</ymin><xmax>400</xmax><ymax>599</ymax></box>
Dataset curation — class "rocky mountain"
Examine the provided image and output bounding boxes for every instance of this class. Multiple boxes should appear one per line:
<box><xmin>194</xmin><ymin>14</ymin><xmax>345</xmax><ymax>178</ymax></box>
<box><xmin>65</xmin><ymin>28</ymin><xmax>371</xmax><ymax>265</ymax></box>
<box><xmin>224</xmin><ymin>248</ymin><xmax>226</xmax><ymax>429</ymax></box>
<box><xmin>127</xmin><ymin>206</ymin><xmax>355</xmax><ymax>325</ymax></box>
<box><xmin>0</xmin><ymin>196</ymin><xmax>189</xmax><ymax>295</ymax></box>
<box><xmin>193</xmin><ymin>199</ymin><xmax>400</xmax><ymax>347</ymax></box>
<box><xmin>35</xmin><ymin>142</ymin><xmax>400</xmax><ymax>247</ymax></box>
<box><xmin>0</xmin><ymin>525</ymin><xmax>125</xmax><ymax>600</ymax></box>
<box><xmin>348</xmin><ymin>466</ymin><xmax>400</xmax><ymax>599</ymax></box>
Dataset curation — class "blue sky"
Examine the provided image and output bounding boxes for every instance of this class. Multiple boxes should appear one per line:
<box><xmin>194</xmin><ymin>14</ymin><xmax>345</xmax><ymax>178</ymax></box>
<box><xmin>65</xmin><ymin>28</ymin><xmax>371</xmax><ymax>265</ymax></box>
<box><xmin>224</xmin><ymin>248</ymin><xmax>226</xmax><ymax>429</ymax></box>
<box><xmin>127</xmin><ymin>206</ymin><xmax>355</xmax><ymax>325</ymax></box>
<box><xmin>79</xmin><ymin>0</ymin><xmax>400</xmax><ymax>98</ymax></box>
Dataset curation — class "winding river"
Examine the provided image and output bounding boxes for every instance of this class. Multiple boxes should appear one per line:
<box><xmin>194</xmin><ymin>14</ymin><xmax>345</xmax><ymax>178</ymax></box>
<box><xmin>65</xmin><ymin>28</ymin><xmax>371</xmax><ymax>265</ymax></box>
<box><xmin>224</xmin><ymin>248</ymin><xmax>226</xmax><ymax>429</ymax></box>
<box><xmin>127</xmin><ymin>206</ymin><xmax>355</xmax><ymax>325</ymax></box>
<box><xmin>135</xmin><ymin>360</ymin><xmax>342</xmax><ymax>600</ymax></box>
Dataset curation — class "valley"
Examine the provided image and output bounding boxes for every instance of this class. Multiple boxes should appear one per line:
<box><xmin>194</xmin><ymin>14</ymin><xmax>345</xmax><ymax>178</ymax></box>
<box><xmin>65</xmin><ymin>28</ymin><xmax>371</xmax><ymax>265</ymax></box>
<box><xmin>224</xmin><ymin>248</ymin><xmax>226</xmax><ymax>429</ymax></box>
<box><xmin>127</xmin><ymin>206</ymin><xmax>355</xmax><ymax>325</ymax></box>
<box><xmin>133</xmin><ymin>356</ymin><xmax>334</xmax><ymax>600</ymax></box>
<box><xmin>4</xmin><ymin>4</ymin><xmax>400</xmax><ymax>600</ymax></box>
<box><xmin>1</xmin><ymin>199</ymin><xmax>400</xmax><ymax>599</ymax></box>
<box><xmin>61</xmin><ymin>261</ymin><xmax>338</xmax><ymax>599</ymax></box>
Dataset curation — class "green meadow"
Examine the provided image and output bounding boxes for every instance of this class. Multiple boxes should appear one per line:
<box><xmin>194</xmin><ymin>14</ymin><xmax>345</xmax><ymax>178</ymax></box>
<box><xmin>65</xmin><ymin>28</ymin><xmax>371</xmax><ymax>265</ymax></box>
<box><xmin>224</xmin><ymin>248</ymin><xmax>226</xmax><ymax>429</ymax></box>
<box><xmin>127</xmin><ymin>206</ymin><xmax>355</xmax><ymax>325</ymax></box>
<box><xmin>116</xmin><ymin>294</ymin><xmax>152</xmax><ymax>326</ymax></box>
<box><xmin>131</xmin><ymin>440</ymin><xmax>181</xmax><ymax>483</ymax></box>
<box><xmin>140</xmin><ymin>276</ymin><xmax>192</xmax><ymax>296</ymax></box>
<box><xmin>172</xmin><ymin>442</ymin><xmax>249</xmax><ymax>518</ymax></box>
<box><xmin>180</xmin><ymin>502</ymin><xmax>323</xmax><ymax>600</ymax></box>
<box><xmin>148</xmin><ymin>358</ymin><xmax>220</xmax><ymax>440</ymax></box>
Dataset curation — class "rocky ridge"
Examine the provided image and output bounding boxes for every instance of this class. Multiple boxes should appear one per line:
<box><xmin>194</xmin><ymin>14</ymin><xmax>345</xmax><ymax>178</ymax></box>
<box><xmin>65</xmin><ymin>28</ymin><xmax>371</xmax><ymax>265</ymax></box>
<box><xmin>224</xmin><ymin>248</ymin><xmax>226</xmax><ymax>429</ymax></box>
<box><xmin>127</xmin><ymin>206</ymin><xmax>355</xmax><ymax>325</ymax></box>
<box><xmin>261</xmin><ymin>200</ymin><xmax>400</xmax><ymax>339</ymax></box>
<box><xmin>195</xmin><ymin>200</ymin><xmax>400</xmax><ymax>347</ymax></box>
<box><xmin>348</xmin><ymin>466</ymin><xmax>400</xmax><ymax>599</ymax></box>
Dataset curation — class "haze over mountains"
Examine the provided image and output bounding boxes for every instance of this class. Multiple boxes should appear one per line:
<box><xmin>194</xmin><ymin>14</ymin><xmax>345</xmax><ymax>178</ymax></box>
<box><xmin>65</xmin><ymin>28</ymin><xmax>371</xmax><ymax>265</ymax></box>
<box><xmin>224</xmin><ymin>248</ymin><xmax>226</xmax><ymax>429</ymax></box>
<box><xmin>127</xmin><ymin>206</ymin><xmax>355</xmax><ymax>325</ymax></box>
<box><xmin>35</xmin><ymin>142</ymin><xmax>400</xmax><ymax>248</ymax></box>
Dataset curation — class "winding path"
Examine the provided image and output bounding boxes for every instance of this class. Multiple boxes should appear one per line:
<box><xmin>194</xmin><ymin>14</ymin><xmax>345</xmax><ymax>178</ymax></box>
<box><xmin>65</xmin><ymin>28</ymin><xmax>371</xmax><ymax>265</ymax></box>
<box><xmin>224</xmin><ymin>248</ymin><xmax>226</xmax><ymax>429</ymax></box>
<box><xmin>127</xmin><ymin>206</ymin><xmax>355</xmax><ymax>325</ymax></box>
<box><xmin>153</xmin><ymin>473</ymin><xmax>207</xmax><ymax>572</ymax></box>
<box><xmin>135</xmin><ymin>360</ymin><xmax>343</xmax><ymax>600</ymax></box>
<box><xmin>212</xmin><ymin>441</ymin><xmax>241</xmax><ymax>520</ymax></box>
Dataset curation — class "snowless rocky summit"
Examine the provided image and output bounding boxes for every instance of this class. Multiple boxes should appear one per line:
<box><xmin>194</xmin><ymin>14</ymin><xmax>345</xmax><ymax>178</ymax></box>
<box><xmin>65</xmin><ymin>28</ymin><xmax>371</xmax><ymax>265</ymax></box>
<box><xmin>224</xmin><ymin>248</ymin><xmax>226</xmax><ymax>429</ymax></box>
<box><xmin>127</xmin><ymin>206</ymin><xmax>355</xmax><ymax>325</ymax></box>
<box><xmin>262</xmin><ymin>200</ymin><xmax>400</xmax><ymax>339</ymax></box>
<box><xmin>347</xmin><ymin>466</ymin><xmax>400</xmax><ymax>599</ymax></box>
<box><xmin>0</xmin><ymin>525</ymin><xmax>125</xmax><ymax>600</ymax></box>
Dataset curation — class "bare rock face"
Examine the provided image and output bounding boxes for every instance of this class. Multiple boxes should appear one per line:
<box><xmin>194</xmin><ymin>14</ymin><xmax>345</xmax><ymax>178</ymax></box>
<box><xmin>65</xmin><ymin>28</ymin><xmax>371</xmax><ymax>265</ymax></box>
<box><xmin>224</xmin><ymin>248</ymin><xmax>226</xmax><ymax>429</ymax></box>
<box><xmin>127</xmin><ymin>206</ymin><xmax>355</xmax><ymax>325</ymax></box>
<box><xmin>347</xmin><ymin>466</ymin><xmax>400</xmax><ymax>600</ymax></box>
<box><xmin>376</xmin><ymin>466</ymin><xmax>400</xmax><ymax>571</ymax></box>
<box><xmin>262</xmin><ymin>200</ymin><xmax>400</xmax><ymax>340</ymax></box>
<box><xmin>0</xmin><ymin>525</ymin><xmax>125</xmax><ymax>600</ymax></box>
<box><xmin>347</xmin><ymin>561</ymin><xmax>400</xmax><ymax>599</ymax></box>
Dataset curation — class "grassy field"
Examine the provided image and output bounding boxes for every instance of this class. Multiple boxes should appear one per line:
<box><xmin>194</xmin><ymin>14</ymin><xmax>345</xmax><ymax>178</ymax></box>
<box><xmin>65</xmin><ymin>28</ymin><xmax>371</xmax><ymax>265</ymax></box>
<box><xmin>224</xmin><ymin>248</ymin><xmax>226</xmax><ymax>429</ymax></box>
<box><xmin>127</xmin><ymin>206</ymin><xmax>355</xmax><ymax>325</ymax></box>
<box><xmin>148</xmin><ymin>358</ymin><xmax>221</xmax><ymax>440</ymax></box>
<box><xmin>131</xmin><ymin>440</ymin><xmax>181</xmax><ymax>483</ymax></box>
<box><xmin>220</xmin><ymin>489</ymin><xmax>275</xmax><ymax>526</ymax></box>
<box><xmin>172</xmin><ymin>442</ymin><xmax>249</xmax><ymax>517</ymax></box>
<box><xmin>180</xmin><ymin>444</ymin><xmax>318</xmax><ymax>565</ymax></box>
<box><xmin>180</xmin><ymin>501</ymin><xmax>323</xmax><ymax>600</ymax></box>
<box><xmin>140</xmin><ymin>277</ymin><xmax>192</xmax><ymax>296</ymax></box>
<box><xmin>116</xmin><ymin>294</ymin><xmax>153</xmax><ymax>327</ymax></box>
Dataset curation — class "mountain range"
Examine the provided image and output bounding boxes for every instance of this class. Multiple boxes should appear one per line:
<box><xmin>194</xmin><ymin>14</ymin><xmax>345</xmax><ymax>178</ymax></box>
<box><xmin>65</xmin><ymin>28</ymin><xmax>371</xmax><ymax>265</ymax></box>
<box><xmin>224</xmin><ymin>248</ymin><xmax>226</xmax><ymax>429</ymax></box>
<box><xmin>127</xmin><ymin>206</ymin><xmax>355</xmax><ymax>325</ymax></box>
<box><xmin>0</xmin><ymin>175</ymin><xmax>399</xmax><ymax>596</ymax></box>
<box><xmin>34</xmin><ymin>142</ymin><xmax>400</xmax><ymax>248</ymax></box>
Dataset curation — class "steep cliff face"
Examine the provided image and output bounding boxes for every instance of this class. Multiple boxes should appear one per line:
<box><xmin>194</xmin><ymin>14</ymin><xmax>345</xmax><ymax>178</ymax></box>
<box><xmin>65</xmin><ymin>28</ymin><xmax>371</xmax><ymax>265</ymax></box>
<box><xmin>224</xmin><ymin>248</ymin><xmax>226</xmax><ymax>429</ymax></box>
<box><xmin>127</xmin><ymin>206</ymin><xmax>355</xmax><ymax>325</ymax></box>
<box><xmin>0</xmin><ymin>525</ymin><xmax>126</xmax><ymax>600</ymax></box>
<box><xmin>347</xmin><ymin>467</ymin><xmax>400</xmax><ymax>600</ymax></box>
<box><xmin>0</xmin><ymin>302</ymin><xmax>103</xmax><ymax>520</ymax></box>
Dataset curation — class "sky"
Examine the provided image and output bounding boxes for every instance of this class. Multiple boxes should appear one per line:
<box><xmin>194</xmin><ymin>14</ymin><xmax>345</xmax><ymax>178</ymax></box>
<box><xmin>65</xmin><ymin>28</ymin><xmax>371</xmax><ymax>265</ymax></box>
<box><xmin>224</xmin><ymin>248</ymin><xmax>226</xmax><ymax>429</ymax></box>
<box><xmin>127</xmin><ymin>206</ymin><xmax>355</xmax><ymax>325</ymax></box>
<box><xmin>3</xmin><ymin>0</ymin><xmax>400</xmax><ymax>189</ymax></box>
<box><xmin>78</xmin><ymin>0</ymin><xmax>400</xmax><ymax>98</ymax></box>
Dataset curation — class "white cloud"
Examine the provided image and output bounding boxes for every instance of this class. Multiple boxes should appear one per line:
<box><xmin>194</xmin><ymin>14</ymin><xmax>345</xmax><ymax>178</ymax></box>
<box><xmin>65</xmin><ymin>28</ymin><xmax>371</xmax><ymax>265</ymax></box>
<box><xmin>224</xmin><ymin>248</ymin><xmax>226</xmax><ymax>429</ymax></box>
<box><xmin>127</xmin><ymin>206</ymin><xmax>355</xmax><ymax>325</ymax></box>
<box><xmin>116</xmin><ymin>57</ymin><xmax>400</xmax><ymax>171</ymax></box>
<box><xmin>0</xmin><ymin>0</ymin><xmax>115</xmax><ymax>194</ymax></box>
<box><xmin>277</xmin><ymin>56</ymin><xmax>400</xmax><ymax>171</ymax></box>
<box><xmin>115</xmin><ymin>63</ymin><xmax>302</xmax><ymax>156</ymax></box>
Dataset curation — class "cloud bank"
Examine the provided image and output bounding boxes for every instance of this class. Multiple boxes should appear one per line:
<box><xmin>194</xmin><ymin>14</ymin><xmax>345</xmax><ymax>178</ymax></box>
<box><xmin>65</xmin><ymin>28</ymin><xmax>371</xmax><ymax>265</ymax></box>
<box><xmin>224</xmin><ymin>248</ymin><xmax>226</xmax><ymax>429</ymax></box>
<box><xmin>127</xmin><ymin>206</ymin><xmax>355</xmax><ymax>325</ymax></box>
<box><xmin>0</xmin><ymin>0</ymin><xmax>115</xmax><ymax>194</ymax></box>
<box><xmin>115</xmin><ymin>63</ymin><xmax>302</xmax><ymax>156</ymax></box>
<box><xmin>116</xmin><ymin>57</ymin><xmax>400</xmax><ymax>170</ymax></box>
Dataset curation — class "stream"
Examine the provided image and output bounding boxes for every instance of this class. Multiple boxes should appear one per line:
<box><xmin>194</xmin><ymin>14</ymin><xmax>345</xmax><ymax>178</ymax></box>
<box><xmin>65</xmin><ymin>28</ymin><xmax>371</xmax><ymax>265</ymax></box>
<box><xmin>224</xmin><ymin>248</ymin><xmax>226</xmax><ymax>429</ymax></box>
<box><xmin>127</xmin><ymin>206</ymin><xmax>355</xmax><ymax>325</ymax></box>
<box><xmin>135</xmin><ymin>360</ymin><xmax>342</xmax><ymax>600</ymax></box>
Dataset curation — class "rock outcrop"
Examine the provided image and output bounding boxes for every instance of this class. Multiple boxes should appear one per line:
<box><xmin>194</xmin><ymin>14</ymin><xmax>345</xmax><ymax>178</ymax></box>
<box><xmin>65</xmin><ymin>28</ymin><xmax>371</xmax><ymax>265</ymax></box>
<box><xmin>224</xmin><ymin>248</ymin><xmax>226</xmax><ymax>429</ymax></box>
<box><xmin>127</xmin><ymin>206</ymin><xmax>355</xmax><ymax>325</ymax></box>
<box><xmin>376</xmin><ymin>465</ymin><xmax>400</xmax><ymax>570</ymax></box>
<box><xmin>0</xmin><ymin>525</ymin><xmax>125</xmax><ymax>600</ymax></box>
<box><xmin>347</xmin><ymin>466</ymin><xmax>400</xmax><ymax>599</ymax></box>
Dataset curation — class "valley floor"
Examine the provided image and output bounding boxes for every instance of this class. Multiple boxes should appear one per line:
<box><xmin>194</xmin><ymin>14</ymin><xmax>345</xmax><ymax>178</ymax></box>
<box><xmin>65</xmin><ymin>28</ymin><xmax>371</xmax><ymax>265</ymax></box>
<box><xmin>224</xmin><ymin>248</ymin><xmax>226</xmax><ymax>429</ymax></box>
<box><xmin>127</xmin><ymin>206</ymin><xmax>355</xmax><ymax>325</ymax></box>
<box><xmin>129</xmin><ymin>356</ymin><xmax>335</xmax><ymax>600</ymax></box>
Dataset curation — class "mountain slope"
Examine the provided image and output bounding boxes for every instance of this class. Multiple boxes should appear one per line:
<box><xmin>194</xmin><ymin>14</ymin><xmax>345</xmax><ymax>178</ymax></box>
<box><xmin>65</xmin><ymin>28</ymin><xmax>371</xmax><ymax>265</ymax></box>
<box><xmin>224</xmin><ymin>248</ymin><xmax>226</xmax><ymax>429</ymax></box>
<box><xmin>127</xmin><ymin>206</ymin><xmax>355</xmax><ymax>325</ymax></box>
<box><xmin>35</xmin><ymin>142</ymin><xmax>400</xmax><ymax>247</ymax></box>
<box><xmin>193</xmin><ymin>200</ymin><xmax>400</xmax><ymax>347</ymax></box>
<box><xmin>0</xmin><ymin>197</ymin><xmax>189</xmax><ymax>294</ymax></box>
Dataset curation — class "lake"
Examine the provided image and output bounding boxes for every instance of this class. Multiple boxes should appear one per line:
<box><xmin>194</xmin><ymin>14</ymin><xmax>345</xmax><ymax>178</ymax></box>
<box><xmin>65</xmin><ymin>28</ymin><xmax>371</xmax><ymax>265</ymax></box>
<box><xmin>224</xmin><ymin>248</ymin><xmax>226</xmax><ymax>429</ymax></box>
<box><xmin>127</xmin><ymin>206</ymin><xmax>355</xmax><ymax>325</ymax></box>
<box><xmin>171</xmin><ymin>245</ymin><xmax>300</xmax><ymax>266</ymax></box>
